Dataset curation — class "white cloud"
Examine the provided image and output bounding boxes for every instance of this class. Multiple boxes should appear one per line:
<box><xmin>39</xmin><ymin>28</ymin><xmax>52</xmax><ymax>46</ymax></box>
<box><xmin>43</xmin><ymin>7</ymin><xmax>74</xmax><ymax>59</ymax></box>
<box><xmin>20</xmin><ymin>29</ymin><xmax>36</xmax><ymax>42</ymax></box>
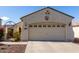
<box><xmin>1</xmin><ymin>16</ymin><xmax>10</xmax><ymax>20</ymax></box>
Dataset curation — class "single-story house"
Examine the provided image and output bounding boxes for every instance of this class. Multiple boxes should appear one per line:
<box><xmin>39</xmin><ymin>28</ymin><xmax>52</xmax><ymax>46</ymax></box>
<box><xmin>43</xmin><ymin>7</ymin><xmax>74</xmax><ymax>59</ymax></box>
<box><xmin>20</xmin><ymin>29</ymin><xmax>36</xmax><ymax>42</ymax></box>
<box><xmin>72</xmin><ymin>21</ymin><xmax>79</xmax><ymax>42</ymax></box>
<box><xmin>19</xmin><ymin>7</ymin><xmax>74</xmax><ymax>41</ymax></box>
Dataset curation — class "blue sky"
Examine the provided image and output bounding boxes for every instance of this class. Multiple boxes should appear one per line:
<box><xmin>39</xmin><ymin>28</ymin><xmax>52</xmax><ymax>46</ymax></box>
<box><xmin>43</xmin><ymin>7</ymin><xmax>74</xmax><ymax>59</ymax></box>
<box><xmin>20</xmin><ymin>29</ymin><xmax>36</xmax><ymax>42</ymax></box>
<box><xmin>0</xmin><ymin>6</ymin><xmax>79</xmax><ymax>25</ymax></box>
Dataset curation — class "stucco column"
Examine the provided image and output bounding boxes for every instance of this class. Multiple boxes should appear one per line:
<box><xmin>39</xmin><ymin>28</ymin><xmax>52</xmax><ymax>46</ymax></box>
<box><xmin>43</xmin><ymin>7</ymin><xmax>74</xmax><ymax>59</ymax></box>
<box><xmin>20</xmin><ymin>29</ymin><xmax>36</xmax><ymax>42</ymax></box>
<box><xmin>65</xmin><ymin>25</ymin><xmax>68</xmax><ymax>41</ymax></box>
<box><xmin>21</xmin><ymin>24</ymin><xmax>29</xmax><ymax>41</ymax></box>
<box><xmin>4</xmin><ymin>27</ymin><xmax>8</xmax><ymax>40</ymax></box>
<box><xmin>65</xmin><ymin>24</ymin><xmax>74</xmax><ymax>42</ymax></box>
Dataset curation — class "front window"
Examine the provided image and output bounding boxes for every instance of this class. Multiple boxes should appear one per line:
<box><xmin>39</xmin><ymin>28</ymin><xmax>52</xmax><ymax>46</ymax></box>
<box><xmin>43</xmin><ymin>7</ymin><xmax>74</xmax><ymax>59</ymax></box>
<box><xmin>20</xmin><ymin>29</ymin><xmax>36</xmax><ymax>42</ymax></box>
<box><xmin>38</xmin><ymin>25</ymin><xmax>42</xmax><ymax>27</ymax></box>
<box><xmin>43</xmin><ymin>25</ymin><xmax>46</xmax><ymax>27</ymax></box>
<box><xmin>34</xmin><ymin>25</ymin><xmax>37</xmax><ymax>27</ymax></box>
<box><xmin>29</xmin><ymin>25</ymin><xmax>32</xmax><ymax>27</ymax></box>
<box><xmin>52</xmin><ymin>25</ymin><xmax>55</xmax><ymax>27</ymax></box>
<box><xmin>48</xmin><ymin>25</ymin><xmax>51</xmax><ymax>27</ymax></box>
<box><xmin>61</xmin><ymin>25</ymin><xmax>65</xmax><ymax>27</ymax></box>
<box><xmin>57</xmin><ymin>25</ymin><xmax>60</xmax><ymax>27</ymax></box>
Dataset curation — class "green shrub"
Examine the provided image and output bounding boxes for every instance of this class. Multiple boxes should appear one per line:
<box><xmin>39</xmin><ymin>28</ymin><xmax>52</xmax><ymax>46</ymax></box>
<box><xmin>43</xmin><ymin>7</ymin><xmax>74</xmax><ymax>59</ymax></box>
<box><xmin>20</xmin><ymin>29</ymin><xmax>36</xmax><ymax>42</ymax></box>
<box><xmin>13</xmin><ymin>32</ymin><xmax>20</xmax><ymax>42</ymax></box>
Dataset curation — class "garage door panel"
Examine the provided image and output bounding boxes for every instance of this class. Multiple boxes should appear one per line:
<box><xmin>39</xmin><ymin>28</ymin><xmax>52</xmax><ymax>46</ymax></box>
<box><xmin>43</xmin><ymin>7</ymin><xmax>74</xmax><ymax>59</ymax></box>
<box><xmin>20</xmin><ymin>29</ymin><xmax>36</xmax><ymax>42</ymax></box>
<box><xmin>29</xmin><ymin>26</ymin><xmax>65</xmax><ymax>41</ymax></box>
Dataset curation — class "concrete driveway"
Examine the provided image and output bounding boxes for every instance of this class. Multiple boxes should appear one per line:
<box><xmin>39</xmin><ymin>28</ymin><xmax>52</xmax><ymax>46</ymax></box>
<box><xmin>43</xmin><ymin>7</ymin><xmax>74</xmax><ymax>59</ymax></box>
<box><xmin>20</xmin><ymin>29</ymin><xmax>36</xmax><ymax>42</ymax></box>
<box><xmin>25</xmin><ymin>41</ymin><xmax>79</xmax><ymax>53</ymax></box>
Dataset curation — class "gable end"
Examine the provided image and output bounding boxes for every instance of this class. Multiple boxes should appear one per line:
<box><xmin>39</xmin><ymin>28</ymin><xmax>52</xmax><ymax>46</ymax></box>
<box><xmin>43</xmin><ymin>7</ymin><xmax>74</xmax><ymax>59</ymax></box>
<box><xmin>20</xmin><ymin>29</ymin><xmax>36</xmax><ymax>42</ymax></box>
<box><xmin>20</xmin><ymin>7</ymin><xmax>74</xmax><ymax>20</ymax></box>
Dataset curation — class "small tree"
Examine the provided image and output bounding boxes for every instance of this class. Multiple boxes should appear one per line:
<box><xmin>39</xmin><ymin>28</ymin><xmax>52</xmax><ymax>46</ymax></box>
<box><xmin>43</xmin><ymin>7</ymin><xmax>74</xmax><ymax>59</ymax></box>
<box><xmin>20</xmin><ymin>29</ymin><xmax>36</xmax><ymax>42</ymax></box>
<box><xmin>13</xmin><ymin>32</ymin><xmax>20</xmax><ymax>42</ymax></box>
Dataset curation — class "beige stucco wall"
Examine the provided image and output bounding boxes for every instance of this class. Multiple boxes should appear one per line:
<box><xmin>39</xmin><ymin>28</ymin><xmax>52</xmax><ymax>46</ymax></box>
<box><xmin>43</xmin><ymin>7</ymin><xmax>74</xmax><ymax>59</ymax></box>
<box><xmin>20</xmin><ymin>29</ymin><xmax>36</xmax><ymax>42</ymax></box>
<box><xmin>21</xmin><ymin>8</ymin><xmax>74</xmax><ymax>41</ymax></box>
<box><xmin>73</xmin><ymin>26</ymin><xmax>79</xmax><ymax>38</ymax></box>
<box><xmin>66</xmin><ymin>26</ymin><xmax>74</xmax><ymax>41</ymax></box>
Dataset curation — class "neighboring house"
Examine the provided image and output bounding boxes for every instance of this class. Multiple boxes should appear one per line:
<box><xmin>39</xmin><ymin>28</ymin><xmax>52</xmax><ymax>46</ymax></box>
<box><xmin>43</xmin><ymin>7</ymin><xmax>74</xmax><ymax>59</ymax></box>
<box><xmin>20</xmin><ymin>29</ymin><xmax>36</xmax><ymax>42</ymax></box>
<box><xmin>72</xmin><ymin>22</ymin><xmax>79</xmax><ymax>38</ymax></box>
<box><xmin>4</xmin><ymin>22</ymin><xmax>23</xmax><ymax>40</ymax></box>
<box><xmin>12</xmin><ymin>22</ymin><xmax>23</xmax><ymax>33</ymax></box>
<box><xmin>20</xmin><ymin>7</ymin><xmax>74</xmax><ymax>41</ymax></box>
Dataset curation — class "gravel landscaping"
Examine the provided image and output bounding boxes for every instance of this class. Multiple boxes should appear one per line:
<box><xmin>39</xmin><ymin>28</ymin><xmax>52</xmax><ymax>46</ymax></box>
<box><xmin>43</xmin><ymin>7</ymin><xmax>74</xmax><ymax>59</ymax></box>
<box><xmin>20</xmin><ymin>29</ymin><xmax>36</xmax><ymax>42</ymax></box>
<box><xmin>0</xmin><ymin>44</ymin><xmax>26</xmax><ymax>53</ymax></box>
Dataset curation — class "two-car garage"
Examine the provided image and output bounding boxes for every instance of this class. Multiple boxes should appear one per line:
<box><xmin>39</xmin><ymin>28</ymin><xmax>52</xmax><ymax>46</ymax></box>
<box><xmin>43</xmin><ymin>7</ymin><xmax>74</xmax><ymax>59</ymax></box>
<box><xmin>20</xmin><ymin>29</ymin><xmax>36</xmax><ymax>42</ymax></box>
<box><xmin>28</xmin><ymin>23</ymin><xmax>66</xmax><ymax>41</ymax></box>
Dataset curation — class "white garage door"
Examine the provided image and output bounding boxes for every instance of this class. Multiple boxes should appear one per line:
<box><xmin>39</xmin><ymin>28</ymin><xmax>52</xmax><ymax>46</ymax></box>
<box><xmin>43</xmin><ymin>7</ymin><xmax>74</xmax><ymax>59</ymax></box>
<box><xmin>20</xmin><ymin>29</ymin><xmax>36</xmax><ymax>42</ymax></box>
<box><xmin>29</xmin><ymin>24</ymin><xmax>66</xmax><ymax>41</ymax></box>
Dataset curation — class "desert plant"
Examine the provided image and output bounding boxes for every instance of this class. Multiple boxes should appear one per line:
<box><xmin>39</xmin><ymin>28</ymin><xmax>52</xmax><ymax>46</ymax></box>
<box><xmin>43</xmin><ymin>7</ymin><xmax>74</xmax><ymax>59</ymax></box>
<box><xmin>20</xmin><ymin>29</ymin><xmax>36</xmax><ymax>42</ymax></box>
<box><xmin>13</xmin><ymin>32</ymin><xmax>20</xmax><ymax>42</ymax></box>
